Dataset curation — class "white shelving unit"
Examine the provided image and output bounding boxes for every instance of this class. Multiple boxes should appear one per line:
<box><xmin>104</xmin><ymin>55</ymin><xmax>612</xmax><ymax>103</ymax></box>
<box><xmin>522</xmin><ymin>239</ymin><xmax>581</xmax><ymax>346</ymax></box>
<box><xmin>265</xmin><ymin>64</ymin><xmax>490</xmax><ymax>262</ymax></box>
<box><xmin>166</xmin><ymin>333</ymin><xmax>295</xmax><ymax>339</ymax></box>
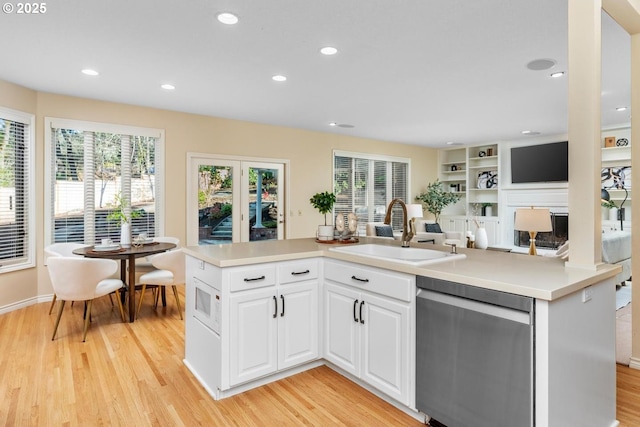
<box><xmin>438</xmin><ymin>144</ymin><xmax>501</xmax><ymax>246</ymax></box>
<box><xmin>601</xmin><ymin>127</ymin><xmax>632</xmax><ymax>230</ymax></box>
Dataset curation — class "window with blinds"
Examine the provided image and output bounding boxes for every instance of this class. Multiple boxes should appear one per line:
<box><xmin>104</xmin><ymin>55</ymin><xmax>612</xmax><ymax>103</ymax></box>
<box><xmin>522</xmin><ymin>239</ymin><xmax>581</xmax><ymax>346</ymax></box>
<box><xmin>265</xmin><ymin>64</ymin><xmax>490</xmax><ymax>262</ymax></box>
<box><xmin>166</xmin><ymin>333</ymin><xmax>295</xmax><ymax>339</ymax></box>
<box><xmin>334</xmin><ymin>151</ymin><xmax>410</xmax><ymax>234</ymax></box>
<box><xmin>45</xmin><ymin>119</ymin><xmax>164</xmax><ymax>246</ymax></box>
<box><xmin>0</xmin><ymin>108</ymin><xmax>34</xmax><ymax>270</ymax></box>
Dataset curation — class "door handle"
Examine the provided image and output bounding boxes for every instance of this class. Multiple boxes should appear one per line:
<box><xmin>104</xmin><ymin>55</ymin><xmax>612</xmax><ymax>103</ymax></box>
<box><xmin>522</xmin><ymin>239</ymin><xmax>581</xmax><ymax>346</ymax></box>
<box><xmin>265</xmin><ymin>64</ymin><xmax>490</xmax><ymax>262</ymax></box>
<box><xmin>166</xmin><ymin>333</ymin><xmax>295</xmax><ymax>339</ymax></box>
<box><xmin>273</xmin><ymin>295</ymin><xmax>277</xmax><ymax>318</ymax></box>
<box><xmin>353</xmin><ymin>299</ymin><xmax>359</xmax><ymax>323</ymax></box>
<box><xmin>280</xmin><ymin>294</ymin><xmax>285</xmax><ymax>317</ymax></box>
<box><xmin>359</xmin><ymin>301</ymin><xmax>365</xmax><ymax>324</ymax></box>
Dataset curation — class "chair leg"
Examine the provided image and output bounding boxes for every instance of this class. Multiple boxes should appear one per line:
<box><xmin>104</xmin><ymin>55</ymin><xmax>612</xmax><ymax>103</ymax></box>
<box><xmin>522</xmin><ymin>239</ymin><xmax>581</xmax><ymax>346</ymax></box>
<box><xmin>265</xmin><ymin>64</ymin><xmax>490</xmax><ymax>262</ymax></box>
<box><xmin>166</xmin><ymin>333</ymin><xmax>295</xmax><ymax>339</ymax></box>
<box><xmin>115</xmin><ymin>289</ymin><xmax>126</xmax><ymax>322</ymax></box>
<box><xmin>172</xmin><ymin>285</ymin><xmax>183</xmax><ymax>320</ymax></box>
<box><xmin>108</xmin><ymin>293</ymin><xmax>114</xmax><ymax>306</ymax></box>
<box><xmin>135</xmin><ymin>284</ymin><xmax>147</xmax><ymax>319</ymax></box>
<box><xmin>52</xmin><ymin>300</ymin><xmax>66</xmax><ymax>340</ymax></box>
<box><xmin>154</xmin><ymin>286</ymin><xmax>161</xmax><ymax>308</ymax></box>
<box><xmin>82</xmin><ymin>300</ymin><xmax>93</xmax><ymax>342</ymax></box>
<box><xmin>48</xmin><ymin>294</ymin><xmax>57</xmax><ymax>315</ymax></box>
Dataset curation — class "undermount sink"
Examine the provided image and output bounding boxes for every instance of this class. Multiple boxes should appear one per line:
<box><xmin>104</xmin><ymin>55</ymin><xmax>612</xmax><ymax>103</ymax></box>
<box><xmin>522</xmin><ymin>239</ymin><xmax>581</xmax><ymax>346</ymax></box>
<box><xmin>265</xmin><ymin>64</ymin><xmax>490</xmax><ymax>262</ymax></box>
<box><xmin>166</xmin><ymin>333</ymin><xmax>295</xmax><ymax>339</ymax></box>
<box><xmin>328</xmin><ymin>244</ymin><xmax>466</xmax><ymax>266</ymax></box>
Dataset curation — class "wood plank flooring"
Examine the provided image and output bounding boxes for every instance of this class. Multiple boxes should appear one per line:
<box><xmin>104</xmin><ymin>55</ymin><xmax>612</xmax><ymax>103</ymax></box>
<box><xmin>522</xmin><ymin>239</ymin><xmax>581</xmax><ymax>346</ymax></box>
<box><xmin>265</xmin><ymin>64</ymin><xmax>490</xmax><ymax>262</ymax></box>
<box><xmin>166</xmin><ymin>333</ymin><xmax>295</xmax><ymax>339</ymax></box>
<box><xmin>0</xmin><ymin>291</ymin><xmax>422</xmax><ymax>426</ymax></box>
<box><xmin>2</xmin><ymin>289</ymin><xmax>640</xmax><ymax>426</ymax></box>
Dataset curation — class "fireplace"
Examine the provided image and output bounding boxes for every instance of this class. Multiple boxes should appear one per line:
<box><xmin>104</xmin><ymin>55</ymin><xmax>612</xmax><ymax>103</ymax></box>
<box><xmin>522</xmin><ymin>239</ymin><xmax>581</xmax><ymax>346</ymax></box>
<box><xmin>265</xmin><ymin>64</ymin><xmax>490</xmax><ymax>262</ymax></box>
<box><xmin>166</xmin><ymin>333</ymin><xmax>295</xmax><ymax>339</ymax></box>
<box><xmin>514</xmin><ymin>212</ymin><xmax>568</xmax><ymax>250</ymax></box>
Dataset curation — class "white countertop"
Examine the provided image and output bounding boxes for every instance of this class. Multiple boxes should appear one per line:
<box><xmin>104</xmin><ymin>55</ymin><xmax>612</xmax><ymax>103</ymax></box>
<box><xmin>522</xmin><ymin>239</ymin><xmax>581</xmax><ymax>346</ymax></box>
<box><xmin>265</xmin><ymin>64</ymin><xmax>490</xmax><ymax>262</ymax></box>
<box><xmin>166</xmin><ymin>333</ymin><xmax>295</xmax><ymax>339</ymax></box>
<box><xmin>183</xmin><ymin>237</ymin><xmax>620</xmax><ymax>301</ymax></box>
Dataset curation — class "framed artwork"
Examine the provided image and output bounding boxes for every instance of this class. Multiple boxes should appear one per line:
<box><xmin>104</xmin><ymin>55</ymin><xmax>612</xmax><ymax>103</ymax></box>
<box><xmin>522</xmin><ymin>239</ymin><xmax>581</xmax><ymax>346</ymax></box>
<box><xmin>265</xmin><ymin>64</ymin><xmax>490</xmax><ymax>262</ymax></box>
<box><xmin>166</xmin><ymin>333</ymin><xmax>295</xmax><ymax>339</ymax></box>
<box><xmin>601</xmin><ymin>166</ymin><xmax>631</xmax><ymax>190</ymax></box>
<box><xmin>477</xmin><ymin>171</ymin><xmax>498</xmax><ymax>189</ymax></box>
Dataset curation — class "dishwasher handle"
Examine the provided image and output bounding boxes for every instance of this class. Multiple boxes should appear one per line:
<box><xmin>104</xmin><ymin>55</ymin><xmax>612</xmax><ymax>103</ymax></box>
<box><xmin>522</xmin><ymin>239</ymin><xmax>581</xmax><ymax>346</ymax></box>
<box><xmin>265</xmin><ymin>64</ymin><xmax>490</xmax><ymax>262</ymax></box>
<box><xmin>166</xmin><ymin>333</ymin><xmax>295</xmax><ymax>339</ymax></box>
<box><xmin>417</xmin><ymin>288</ymin><xmax>532</xmax><ymax>325</ymax></box>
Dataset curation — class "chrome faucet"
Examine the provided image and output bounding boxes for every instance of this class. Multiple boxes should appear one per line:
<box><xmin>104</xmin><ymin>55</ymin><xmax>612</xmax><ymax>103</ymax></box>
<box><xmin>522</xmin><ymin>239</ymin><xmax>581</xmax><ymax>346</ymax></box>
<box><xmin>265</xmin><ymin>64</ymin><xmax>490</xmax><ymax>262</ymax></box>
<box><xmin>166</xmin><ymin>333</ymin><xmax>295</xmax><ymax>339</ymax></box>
<box><xmin>384</xmin><ymin>198</ymin><xmax>415</xmax><ymax>247</ymax></box>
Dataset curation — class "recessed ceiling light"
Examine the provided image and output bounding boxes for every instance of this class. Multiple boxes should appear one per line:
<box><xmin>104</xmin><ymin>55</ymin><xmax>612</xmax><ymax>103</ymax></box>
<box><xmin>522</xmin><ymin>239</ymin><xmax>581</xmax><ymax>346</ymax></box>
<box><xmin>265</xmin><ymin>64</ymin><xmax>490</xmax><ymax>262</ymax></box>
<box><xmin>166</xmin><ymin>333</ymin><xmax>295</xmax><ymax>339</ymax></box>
<box><xmin>526</xmin><ymin>59</ymin><xmax>556</xmax><ymax>71</ymax></box>
<box><xmin>217</xmin><ymin>12</ymin><xmax>238</xmax><ymax>25</ymax></box>
<box><xmin>161</xmin><ymin>84</ymin><xmax>175</xmax><ymax>90</ymax></box>
<box><xmin>272</xmin><ymin>75</ymin><xmax>287</xmax><ymax>82</ymax></box>
<box><xmin>550</xmin><ymin>71</ymin><xmax>565</xmax><ymax>78</ymax></box>
<box><xmin>329</xmin><ymin>122</ymin><xmax>338</xmax><ymax>127</ymax></box>
<box><xmin>616</xmin><ymin>106</ymin><xmax>628</xmax><ymax>112</ymax></box>
<box><xmin>521</xmin><ymin>130</ymin><xmax>541</xmax><ymax>135</ymax></box>
<box><xmin>81</xmin><ymin>69</ymin><xmax>99</xmax><ymax>76</ymax></box>
<box><xmin>320</xmin><ymin>46</ymin><xmax>338</xmax><ymax>55</ymax></box>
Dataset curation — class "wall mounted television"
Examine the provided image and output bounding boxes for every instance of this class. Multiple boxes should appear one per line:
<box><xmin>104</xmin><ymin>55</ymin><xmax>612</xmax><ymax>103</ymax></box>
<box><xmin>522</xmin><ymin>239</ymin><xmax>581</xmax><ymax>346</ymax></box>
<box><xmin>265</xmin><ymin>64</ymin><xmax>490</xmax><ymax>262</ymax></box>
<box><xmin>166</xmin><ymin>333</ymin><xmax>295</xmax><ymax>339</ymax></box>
<box><xmin>510</xmin><ymin>141</ymin><xmax>568</xmax><ymax>184</ymax></box>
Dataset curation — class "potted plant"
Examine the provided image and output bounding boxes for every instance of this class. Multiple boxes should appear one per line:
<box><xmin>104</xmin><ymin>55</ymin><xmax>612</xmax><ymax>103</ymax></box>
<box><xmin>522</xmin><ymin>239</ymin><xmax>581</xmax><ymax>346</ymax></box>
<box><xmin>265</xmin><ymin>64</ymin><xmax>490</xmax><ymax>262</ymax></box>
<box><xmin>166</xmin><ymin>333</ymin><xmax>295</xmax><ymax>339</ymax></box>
<box><xmin>415</xmin><ymin>179</ymin><xmax>461</xmax><ymax>224</ymax></box>
<box><xmin>107</xmin><ymin>193</ymin><xmax>141</xmax><ymax>247</ymax></box>
<box><xmin>601</xmin><ymin>198</ymin><xmax>618</xmax><ymax>222</ymax></box>
<box><xmin>309</xmin><ymin>191</ymin><xmax>336</xmax><ymax>241</ymax></box>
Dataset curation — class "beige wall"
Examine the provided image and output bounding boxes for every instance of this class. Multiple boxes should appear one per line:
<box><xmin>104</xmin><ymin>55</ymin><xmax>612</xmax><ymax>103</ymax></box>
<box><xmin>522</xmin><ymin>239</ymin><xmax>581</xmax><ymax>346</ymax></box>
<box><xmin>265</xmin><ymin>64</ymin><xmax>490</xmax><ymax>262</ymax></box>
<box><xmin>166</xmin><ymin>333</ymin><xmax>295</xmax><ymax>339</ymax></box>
<box><xmin>0</xmin><ymin>79</ymin><xmax>438</xmax><ymax>308</ymax></box>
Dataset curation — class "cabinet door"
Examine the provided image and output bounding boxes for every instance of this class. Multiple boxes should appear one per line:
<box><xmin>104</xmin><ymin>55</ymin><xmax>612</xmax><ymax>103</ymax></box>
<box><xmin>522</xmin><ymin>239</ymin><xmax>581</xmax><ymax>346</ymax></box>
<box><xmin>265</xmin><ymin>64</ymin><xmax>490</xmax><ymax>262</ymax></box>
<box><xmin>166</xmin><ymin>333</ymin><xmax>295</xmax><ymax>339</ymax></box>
<box><xmin>324</xmin><ymin>282</ymin><xmax>361</xmax><ymax>377</ymax></box>
<box><xmin>229</xmin><ymin>287</ymin><xmax>278</xmax><ymax>386</ymax></box>
<box><xmin>361</xmin><ymin>292</ymin><xmax>411</xmax><ymax>405</ymax></box>
<box><xmin>278</xmin><ymin>281</ymin><xmax>319</xmax><ymax>370</ymax></box>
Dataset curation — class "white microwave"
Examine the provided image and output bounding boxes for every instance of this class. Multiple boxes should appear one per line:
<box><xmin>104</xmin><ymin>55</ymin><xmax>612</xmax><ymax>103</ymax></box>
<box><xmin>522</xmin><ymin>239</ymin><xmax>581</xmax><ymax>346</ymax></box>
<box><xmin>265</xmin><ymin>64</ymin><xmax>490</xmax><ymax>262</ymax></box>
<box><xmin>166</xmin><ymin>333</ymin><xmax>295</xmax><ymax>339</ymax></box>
<box><xmin>192</xmin><ymin>277</ymin><xmax>221</xmax><ymax>335</ymax></box>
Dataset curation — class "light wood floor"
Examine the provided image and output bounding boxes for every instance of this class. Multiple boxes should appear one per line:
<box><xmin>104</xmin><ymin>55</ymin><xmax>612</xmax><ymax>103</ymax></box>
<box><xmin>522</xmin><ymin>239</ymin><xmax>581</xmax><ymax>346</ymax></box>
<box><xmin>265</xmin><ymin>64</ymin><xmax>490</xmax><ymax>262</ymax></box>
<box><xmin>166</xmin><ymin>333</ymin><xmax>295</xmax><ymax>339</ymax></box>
<box><xmin>0</xmin><ymin>290</ymin><xmax>422</xmax><ymax>426</ymax></box>
<box><xmin>2</xmin><ymin>290</ymin><xmax>640</xmax><ymax>426</ymax></box>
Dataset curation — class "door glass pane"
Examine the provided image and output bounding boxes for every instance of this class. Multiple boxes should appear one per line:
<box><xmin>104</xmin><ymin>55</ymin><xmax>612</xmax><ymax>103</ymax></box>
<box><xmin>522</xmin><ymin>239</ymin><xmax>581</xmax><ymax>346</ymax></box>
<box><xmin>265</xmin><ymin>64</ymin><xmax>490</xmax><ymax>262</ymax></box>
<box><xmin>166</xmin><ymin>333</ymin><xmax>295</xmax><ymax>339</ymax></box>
<box><xmin>198</xmin><ymin>165</ymin><xmax>233</xmax><ymax>245</ymax></box>
<box><xmin>248</xmin><ymin>167</ymin><xmax>279</xmax><ymax>242</ymax></box>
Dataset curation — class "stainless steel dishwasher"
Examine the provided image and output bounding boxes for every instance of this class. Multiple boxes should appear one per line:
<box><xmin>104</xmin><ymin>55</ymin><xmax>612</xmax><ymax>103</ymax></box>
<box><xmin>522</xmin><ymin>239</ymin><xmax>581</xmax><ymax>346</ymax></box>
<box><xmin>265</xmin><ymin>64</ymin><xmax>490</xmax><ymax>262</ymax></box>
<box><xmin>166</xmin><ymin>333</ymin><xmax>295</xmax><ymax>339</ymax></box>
<box><xmin>416</xmin><ymin>276</ymin><xmax>534</xmax><ymax>427</ymax></box>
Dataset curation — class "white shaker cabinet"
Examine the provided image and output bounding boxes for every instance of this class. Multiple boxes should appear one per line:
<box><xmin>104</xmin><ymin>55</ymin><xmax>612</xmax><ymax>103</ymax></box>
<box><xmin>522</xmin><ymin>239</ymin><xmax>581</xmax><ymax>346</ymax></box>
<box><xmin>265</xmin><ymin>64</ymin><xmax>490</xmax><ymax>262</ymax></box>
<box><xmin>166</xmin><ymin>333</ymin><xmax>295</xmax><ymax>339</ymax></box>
<box><xmin>185</xmin><ymin>256</ymin><xmax>320</xmax><ymax>396</ymax></box>
<box><xmin>324</xmin><ymin>259</ymin><xmax>414</xmax><ymax>406</ymax></box>
<box><xmin>229</xmin><ymin>260</ymin><xmax>319</xmax><ymax>386</ymax></box>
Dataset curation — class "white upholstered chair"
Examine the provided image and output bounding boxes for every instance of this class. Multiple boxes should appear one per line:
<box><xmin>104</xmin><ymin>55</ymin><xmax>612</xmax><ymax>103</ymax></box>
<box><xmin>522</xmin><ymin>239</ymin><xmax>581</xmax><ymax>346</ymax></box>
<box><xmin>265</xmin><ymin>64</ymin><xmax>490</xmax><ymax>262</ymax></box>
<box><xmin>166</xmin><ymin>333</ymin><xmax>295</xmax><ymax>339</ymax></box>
<box><xmin>133</xmin><ymin>236</ymin><xmax>181</xmax><ymax>274</ymax></box>
<box><xmin>47</xmin><ymin>257</ymin><xmax>125</xmax><ymax>342</ymax></box>
<box><xmin>44</xmin><ymin>243</ymin><xmax>88</xmax><ymax>314</ymax></box>
<box><xmin>136</xmin><ymin>248</ymin><xmax>185</xmax><ymax>319</ymax></box>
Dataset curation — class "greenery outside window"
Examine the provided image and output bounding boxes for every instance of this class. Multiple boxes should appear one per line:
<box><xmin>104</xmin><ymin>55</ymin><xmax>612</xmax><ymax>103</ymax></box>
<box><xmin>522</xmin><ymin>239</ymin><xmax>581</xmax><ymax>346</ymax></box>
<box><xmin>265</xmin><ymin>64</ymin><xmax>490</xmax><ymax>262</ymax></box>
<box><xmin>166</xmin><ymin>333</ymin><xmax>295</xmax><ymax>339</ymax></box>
<box><xmin>44</xmin><ymin>118</ymin><xmax>165</xmax><ymax>246</ymax></box>
<box><xmin>0</xmin><ymin>107</ymin><xmax>35</xmax><ymax>272</ymax></box>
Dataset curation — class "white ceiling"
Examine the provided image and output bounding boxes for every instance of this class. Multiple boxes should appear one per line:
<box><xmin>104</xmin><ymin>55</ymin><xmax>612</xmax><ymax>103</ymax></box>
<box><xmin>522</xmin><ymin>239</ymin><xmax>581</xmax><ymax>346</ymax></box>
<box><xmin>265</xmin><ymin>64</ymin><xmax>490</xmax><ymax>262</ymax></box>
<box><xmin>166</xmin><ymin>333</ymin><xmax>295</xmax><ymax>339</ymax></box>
<box><xmin>0</xmin><ymin>0</ymin><xmax>631</xmax><ymax>147</ymax></box>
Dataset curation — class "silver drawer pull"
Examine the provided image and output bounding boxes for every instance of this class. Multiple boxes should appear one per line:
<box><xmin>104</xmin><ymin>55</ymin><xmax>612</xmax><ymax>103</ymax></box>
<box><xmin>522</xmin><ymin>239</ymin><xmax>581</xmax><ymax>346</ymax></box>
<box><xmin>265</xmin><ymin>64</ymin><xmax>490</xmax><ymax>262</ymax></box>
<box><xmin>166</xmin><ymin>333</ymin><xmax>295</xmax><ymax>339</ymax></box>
<box><xmin>291</xmin><ymin>270</ymin><xmax>310</xmax><ymax>276</ymax></box>
<box><xmin>351</xmin><ymin>275</ymin><xmax>369</xmax><ymax>283</ymax></box>
<box><xmin>244</xmin><ymin>275</ymin><xmax>266</xmax><ymax>282</ymax></box>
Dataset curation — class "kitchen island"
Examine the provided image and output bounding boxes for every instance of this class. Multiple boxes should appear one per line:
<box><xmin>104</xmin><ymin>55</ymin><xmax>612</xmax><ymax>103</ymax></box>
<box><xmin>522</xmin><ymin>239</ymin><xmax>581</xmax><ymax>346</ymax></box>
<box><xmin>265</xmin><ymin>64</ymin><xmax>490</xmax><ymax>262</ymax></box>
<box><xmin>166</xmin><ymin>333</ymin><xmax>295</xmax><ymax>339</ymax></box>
<box><xmin>183</xmin><ymin>237</ymin><xmax>620</xmax><ymax>427</ymax></box>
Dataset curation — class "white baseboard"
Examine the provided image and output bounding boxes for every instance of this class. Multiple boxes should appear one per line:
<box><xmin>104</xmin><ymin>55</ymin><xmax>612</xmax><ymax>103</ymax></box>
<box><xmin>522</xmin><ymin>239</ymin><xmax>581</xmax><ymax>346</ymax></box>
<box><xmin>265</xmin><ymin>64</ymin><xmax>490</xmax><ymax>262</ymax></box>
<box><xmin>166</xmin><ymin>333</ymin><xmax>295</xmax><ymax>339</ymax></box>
<box><xmin>628</xmin><ymin>356</ymin><xmax>640</xmax><ymax>370</ymax></box>
<box><xmin>0</xmin><ymin>294</ymin><xmax>53</xmax><ymax>316</ymax></box>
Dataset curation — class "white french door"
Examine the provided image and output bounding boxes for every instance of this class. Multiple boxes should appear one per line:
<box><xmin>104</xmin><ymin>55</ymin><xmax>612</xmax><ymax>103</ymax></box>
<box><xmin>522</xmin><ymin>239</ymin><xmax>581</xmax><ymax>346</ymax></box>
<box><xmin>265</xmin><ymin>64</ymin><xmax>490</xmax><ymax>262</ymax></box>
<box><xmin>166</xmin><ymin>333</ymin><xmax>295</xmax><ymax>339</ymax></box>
<box><xmin>187</xmin><ymin>154</ymin><xmax>286</xmax><ymax>245</ymax></box>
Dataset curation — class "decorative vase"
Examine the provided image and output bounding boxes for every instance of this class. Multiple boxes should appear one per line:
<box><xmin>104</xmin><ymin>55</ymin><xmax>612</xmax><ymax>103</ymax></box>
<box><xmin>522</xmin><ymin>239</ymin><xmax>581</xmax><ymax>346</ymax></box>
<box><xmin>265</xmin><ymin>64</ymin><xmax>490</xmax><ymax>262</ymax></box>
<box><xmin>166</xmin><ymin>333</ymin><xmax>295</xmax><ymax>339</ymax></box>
<box><xmin>120</xmin><ymin>222</ymin><xmax>131</xmax><ymax>248</ymax></box>
<box><xmin>485</xmin><ymin>206</ymin><xmax>492</xmax><ymax>217</ymax></box>
<box><xmin>317</xmin><ymin>225</ymin><xmax>334</xmax><ymax>241</ymax></box>
<box><xmin>609</xmin><ymin>207</ymin><xmax>618</xmax><ymax>222</ymax></box>
<box><xmin>475</xmin><ymin>227</ymin><xmax>488</xmax><ymax>249</ymax></box>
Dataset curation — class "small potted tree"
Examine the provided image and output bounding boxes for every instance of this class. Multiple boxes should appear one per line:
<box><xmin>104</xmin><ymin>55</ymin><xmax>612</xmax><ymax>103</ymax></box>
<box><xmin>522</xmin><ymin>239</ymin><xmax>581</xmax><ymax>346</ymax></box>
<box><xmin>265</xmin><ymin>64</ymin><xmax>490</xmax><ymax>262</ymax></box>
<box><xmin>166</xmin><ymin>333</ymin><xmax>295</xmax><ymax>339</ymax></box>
<box><xmin>415</xmin><ymin>179</ymin><xmax>461</xmax><ymax>224</ymax></box>
<box><xmin>309</xmin><ymin>191</ymin><xmax>336</xmax><ymax>241</ymax></box>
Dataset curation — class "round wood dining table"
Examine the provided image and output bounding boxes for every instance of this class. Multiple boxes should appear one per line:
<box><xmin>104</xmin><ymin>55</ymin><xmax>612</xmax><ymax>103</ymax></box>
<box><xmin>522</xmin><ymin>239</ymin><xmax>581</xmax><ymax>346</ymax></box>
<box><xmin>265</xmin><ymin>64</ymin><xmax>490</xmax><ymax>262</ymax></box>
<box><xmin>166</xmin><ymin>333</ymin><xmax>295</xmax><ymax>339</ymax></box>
<box><xmin>73</xmin><ymin>242</ymin><xmax>176</xmax><ymax>322</ymax></box>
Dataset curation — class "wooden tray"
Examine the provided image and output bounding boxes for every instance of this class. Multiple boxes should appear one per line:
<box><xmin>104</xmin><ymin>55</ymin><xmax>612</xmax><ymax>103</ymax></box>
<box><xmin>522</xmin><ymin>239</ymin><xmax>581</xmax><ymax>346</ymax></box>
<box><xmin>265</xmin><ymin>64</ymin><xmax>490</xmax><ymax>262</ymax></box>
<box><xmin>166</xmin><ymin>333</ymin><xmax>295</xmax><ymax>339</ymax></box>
<box><xmin>315</xmin><ymin>238</ymin><xmax>359</xmax><ymax>245</ymax></box>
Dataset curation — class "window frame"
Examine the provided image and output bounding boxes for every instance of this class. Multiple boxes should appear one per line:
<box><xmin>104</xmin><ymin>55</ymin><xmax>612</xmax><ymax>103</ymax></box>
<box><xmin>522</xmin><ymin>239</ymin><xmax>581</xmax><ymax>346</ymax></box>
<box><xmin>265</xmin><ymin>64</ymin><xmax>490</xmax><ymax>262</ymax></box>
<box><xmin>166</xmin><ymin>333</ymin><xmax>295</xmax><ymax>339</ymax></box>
<box><xmin>0</xmin><ymin>106</ymin><xmax>35</xmax><ymax>273</ymax></box>
<box><xmin>44</xmin><ymin>117</ymin><xmax>165</xmax><ymax>248</ymax></box>
<box><xmin>333</xmin><ymin>150</ymin><xmax>411</xmax><ymax>233</ymax></box>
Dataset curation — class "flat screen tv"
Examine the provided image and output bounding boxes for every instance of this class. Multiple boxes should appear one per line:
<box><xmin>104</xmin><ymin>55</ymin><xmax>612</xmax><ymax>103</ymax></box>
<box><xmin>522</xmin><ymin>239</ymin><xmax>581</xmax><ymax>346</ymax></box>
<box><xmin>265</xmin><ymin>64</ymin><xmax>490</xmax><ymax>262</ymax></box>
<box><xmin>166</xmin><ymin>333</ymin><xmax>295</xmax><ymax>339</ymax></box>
<box><xmin>510</xmin><ymin>141</ymin><xmax>568</xmax><ymax>184</ymax></box>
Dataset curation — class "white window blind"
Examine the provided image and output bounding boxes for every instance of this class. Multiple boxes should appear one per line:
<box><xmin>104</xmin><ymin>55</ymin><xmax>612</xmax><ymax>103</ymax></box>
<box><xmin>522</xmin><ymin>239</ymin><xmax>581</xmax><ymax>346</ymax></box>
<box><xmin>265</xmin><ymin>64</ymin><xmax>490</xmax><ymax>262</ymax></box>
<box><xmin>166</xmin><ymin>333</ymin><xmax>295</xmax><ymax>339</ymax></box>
<box><xmin>334</xmin><ymin>151</ymin><xmax>410</xmax><ymax>234</ymax></box>
<box><xmin>0</xmin><ymin>108</ymin><xmax>35</xmax><ymax>271</ymax></box>
<box><xmin>45</xmin><ymin>119</ymin><xmax>164</xmax><ymax>246</ymax></box>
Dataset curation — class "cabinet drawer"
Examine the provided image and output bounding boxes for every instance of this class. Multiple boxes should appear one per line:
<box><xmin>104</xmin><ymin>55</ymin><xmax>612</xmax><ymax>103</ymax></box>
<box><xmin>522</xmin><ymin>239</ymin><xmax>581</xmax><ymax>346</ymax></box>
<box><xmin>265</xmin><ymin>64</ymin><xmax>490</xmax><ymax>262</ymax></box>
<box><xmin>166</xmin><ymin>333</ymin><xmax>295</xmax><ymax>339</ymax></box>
<box><xmin>228</xmin><ymin>264</ymin><xmax>276</xmax><ymax>292</ymax></box>
<box><xmin>278</xmin><ymin>259</ymin><xmax>319</xmax><ymax>285</ymax></box>
<box><xmin>324</xmin><ymin>260</ymin><xmax>413</xmax><ymax>302</ymax></box>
